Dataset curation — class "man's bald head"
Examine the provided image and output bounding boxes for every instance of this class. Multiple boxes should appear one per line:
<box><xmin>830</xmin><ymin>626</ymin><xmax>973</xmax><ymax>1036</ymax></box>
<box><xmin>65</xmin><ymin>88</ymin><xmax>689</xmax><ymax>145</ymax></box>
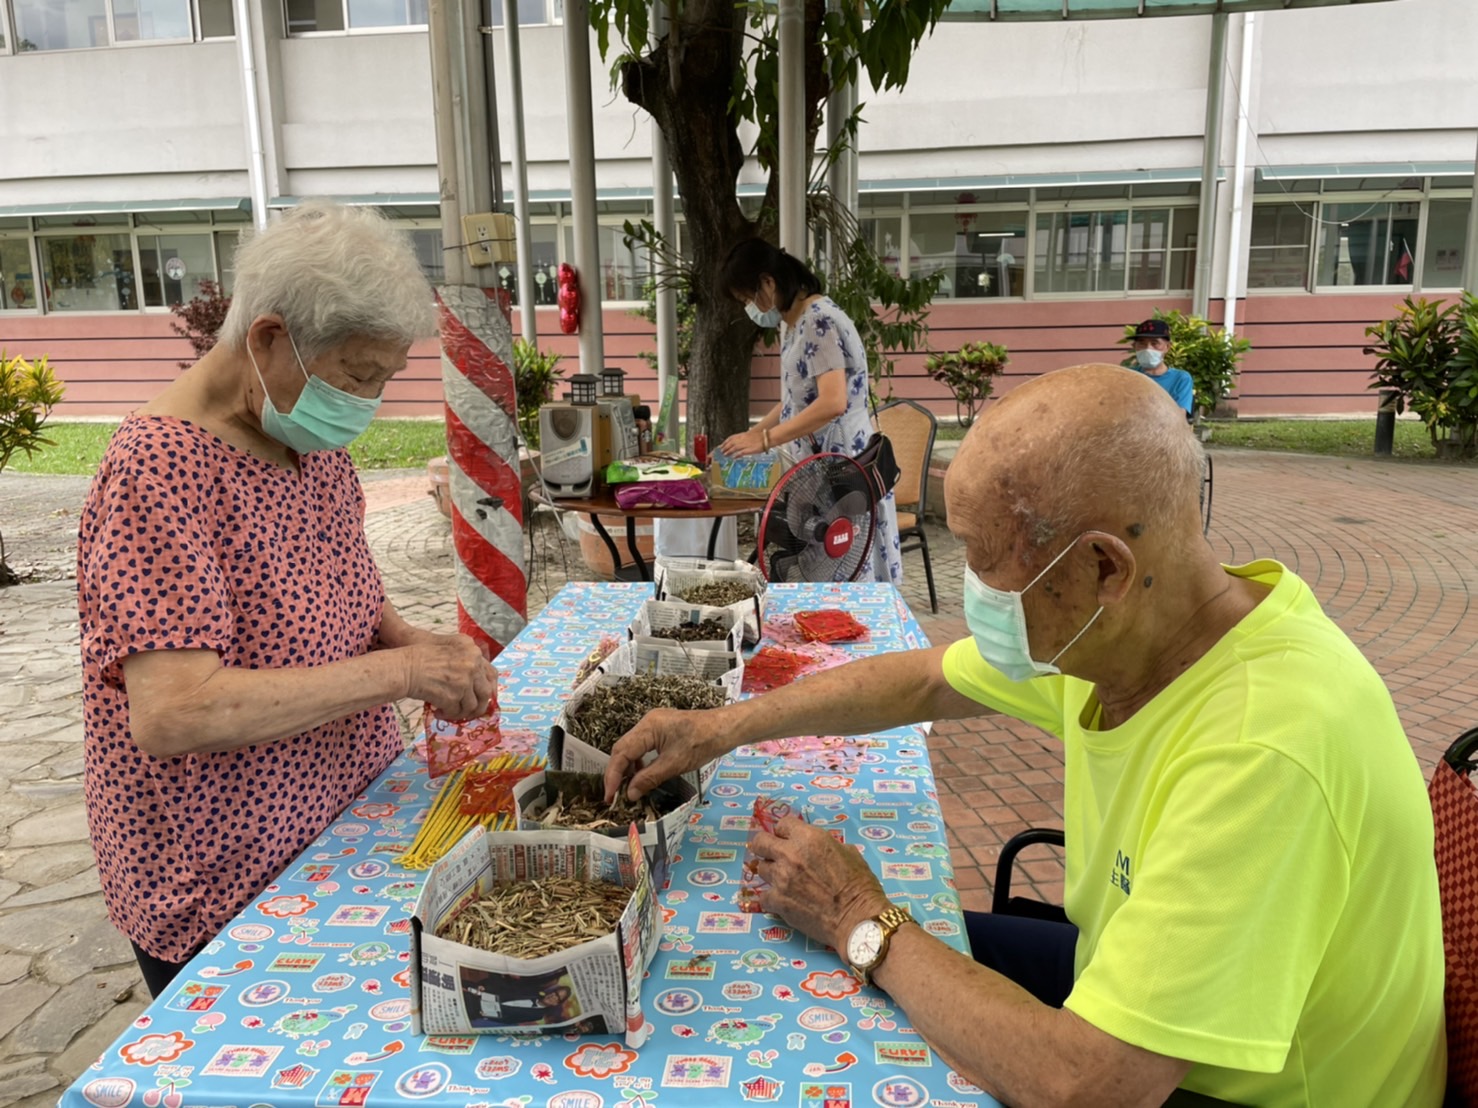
<box><xmin>946</xmin><ymin>364</ymin><xmax>1205</xmax><ymax>566</ymax></box>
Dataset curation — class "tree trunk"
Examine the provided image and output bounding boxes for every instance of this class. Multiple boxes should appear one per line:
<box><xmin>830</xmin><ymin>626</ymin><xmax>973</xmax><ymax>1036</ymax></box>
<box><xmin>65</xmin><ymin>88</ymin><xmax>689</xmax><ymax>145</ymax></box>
<box><xmin>618</xmin><ymin>0</ymin><xmax>831</xmax><ymax>442</ymax></box>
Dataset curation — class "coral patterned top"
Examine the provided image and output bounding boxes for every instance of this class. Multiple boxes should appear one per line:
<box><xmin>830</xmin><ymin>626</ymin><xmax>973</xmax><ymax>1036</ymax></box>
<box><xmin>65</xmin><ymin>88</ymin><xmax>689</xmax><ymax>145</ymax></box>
<box><xmin>77</xmin><ymin>416</ymin><xmax>403</xmax><ymax>962</ymax></box>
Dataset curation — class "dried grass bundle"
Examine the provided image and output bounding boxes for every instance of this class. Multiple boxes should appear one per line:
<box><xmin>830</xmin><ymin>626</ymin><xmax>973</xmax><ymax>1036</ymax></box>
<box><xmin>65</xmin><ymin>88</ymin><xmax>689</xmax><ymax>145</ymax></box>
<box><xmin>674</xmin><ymin>581</ymin><xmax>755</xmax><ymax>607</ymax></box>
<box><xmin>650</xmin><ymin>619</ymin><xmax>731</xmax><ymax>643</ymax></box>
<box><xmin>567</xmin><ymin>674</ymin><xmax>726</xmax><ymax>753</ymax></box>
<box><xmin>438</xmin><ymin>876</ymin><xmax>633</xmax><ymax>958</ymax></box>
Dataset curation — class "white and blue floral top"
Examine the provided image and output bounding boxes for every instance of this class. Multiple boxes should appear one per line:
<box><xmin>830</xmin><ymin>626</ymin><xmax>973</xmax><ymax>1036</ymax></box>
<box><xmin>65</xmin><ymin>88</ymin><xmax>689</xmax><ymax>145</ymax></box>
<box><xmin>779</xmin><ymin>297</ymin><xmax>904</xmax><ymax>586</ymax></box>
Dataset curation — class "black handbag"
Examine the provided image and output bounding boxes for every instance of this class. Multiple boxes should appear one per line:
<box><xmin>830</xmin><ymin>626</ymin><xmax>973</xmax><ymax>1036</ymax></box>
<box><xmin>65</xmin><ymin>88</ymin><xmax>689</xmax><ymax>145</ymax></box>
<box><xmin>854</xmin><ymin>430</ymin><xmax>900</xmax><ymax>500</ymax></box>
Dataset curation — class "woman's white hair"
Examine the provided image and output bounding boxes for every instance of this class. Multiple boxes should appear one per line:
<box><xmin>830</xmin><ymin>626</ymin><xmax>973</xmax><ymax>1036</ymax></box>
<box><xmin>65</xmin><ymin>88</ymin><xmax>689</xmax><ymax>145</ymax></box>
<box><xmin>219</xmin><ymin>200</ymin><xmax>438</xmax><ymax>363</ymax></box>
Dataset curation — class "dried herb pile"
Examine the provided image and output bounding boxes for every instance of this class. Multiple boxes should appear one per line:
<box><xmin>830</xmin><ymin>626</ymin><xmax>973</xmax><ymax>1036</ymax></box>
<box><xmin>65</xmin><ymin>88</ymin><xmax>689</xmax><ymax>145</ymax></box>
<box><xmin>567</xmin><ymin>674</ymin><xmax>726</xmax><ymax>753</ymax></box>
<box><xmin>438</xmin><ymin>876</ymin><xmax>632</xmax><ymax>958</ymax></box>
<box><xmin>534</xmin><ymin>791</ymin><xmax>663</xmax><ymax>833</ymax></box>
<box><xmin>674</xmin><ymin>581</ymin><xmax>755</xmax><ymax>607</ymax></box>
<box><xmin>650</xmin><ymin>619</ymin><xmax>731</xmax><ymax>643</ymax></box>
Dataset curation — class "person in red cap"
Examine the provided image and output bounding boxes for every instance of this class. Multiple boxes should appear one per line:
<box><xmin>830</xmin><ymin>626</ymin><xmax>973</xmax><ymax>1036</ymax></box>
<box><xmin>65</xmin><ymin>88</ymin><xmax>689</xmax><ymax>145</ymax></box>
<box><xmin>1130</xmin><ymin>318</ymin><xmax>1195</xmax><ymax>417</ymax></box>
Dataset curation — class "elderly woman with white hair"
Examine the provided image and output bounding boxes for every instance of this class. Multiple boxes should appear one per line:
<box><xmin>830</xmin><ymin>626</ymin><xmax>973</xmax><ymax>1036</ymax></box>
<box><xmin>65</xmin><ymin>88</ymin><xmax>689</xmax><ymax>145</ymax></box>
<box><xmin>76</xmin><ymin>201</ymin><xmax>494</xmax><ymax>997</ymax></box>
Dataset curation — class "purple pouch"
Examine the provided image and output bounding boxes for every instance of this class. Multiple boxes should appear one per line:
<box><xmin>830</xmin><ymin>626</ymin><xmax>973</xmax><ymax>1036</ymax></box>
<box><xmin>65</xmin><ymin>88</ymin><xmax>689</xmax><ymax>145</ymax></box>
<box><xmin>614</xmin><ymin>478</ymin><xmax>711</xmax><ymax>511</ymax></box>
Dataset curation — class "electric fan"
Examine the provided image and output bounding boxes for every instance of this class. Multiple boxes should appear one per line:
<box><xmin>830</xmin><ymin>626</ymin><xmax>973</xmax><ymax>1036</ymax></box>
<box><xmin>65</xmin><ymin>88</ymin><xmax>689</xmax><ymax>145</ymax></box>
<box><xmin>757</xmin><ymin>452</ymin><xmax>877</xmax><ymax>583</ymax></box>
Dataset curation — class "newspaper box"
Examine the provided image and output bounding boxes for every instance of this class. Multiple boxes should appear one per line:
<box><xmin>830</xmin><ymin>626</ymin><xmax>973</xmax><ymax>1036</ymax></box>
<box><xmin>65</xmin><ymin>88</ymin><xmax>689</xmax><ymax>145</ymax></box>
<box><xmin>513</xmin><ymin>768</ymin><xmax>699</xmax><ymax>891</ymax></box>
<box><xmin>653</xmin><ymin>556</ymin><xmax>768</xmax><ymax>646</ymax></box>
<box><xmin>550</xmin><ymin>643</ymin><xmax>739</xmax><ymax>795</ymax></box>
<box><xmin>410</xmin><ymin>824</ymin><xmax>659</xmax><ymax>1047</ymax></box>
<box><xmin>628</xmin><ymin>598</ymin><xmax>745</xmax><ymax>655</ymax></box>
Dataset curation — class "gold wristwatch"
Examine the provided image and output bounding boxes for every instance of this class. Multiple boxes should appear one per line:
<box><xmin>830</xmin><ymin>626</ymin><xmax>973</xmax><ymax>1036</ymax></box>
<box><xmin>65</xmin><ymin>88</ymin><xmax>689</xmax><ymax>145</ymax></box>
<box><xmin>844</xmin><ymin>906</ymin><xmax>914</xmax><ymax>986</ymax></box>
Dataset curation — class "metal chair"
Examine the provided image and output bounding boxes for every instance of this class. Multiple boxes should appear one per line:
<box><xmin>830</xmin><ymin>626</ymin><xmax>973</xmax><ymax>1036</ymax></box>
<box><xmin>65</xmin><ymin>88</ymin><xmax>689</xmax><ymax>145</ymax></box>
<box><xmin>1201</xmin><ymin>454</ymin><xmax>1214</xmax><ymax>536</ymax></box>
<box><xmin>875</xmin><ymin>398</ymin><xmax>938</xmax><ymax>612</ymax></box>
<box><xmin>992</xmin><ymin>827</ymin><xmax>1067</xmax><ymax>924</ymax></box>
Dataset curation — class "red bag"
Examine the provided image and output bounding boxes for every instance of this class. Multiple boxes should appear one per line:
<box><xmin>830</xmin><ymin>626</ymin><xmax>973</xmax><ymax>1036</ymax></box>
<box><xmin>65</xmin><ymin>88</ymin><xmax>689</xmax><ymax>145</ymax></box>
<box><xmin>793</xmin><ymin>609</ymin><xmax>869</xmax><ymax>643</ymax></box>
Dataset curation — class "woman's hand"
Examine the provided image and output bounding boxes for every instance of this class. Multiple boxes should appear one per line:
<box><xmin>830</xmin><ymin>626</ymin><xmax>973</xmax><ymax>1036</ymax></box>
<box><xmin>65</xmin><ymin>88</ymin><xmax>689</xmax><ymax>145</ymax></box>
<box><xmin>721</xmin><ymin>429</ymin><xmax>768</xmax><ymax>458</ymax></box>
<box><xmin>403</xmin><ymin>633</ymin><xmax>497</xmax><ymax>720</ymax></box>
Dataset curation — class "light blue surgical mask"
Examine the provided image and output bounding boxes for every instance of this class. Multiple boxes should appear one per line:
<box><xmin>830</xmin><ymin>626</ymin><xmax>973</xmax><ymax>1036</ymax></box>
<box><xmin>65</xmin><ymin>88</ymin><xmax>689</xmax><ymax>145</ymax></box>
<box><xmin>963</xmin><ymin>536</ymin><xmax>1104</xmax><ymax>681</ymax></box>
<box><xmin>248</xmin><ymin>333</ymin><xmax>380</xmax><ymax>454</ymax></box>
<box><xmin>1135</xmin><ymin>347</ymin><xmax>1165</xmax><ymax>371</ymax></box>
<box><xmin>746</xmin><ymin>300</ymin><xmax>782</xmax><ymax>329</ymax></box>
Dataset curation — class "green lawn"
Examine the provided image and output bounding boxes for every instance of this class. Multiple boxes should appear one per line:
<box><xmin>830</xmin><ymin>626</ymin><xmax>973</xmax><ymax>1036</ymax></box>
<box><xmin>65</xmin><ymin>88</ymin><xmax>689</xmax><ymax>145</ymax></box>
<box><xmin>5</xmin><ymin>417</ymin><xmax>1468</xmax><ymax>476</ymax></box>
<box><xmin>6</xmin><ymin>420</ymin><xmax>449</xmax><ymax>476</ymax></box>
<box><xmin>1204</xmin><ymin>419</ymin><xmax>1441</xmax><ymax>459</ymax></box>
<box><xmin>938</xmin><ymin>418</ymin><xmax>1458</xmax><ymax>460</ymax></box>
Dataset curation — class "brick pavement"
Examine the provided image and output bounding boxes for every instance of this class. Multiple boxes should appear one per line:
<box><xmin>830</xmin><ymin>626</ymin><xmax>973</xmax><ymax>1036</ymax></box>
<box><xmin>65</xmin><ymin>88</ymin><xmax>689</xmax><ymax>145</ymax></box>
<box><xmin>1</xmin><ymin>447</ymin><xmax>1475</xmax><ymax>1100</ymax></box>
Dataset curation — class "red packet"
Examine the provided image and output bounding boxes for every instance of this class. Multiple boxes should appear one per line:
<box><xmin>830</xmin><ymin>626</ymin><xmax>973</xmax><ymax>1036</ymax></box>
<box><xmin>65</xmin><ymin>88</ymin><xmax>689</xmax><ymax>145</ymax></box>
<box><xmin>424</xmin><ymin>703</ymin><xmax>503</xmax><ymax>780</ymax></box>
<box><xmin>742</xmin><ymin>646</ymin><xmax>810</xmax><ymax>694</ymax></box>
<box><xmin>738</xmin><ymin>796</ymin><xmax>804</xmax><ymax>912</ymax></box>
<box><xmin>792</xmin><ymin>609</ymin><xmax>869</xmax><ymax>643</ymax></box>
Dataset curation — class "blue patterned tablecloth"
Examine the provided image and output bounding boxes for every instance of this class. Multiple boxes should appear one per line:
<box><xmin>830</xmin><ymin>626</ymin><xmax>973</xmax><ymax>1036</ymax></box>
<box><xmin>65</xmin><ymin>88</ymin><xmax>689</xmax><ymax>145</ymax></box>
<box><xmin>62</xmin><ymin>582</ymin><xmax>1001</xmax><ymax>1108</ymax></box>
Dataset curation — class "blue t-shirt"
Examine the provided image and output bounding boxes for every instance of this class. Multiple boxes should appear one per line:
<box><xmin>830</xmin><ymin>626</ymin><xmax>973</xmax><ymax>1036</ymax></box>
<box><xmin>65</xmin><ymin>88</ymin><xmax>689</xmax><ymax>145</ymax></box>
<box><xmin>1137</xmin><ymin>366</ymin><xmax>1195</xmax><ymax>413</ymax></box>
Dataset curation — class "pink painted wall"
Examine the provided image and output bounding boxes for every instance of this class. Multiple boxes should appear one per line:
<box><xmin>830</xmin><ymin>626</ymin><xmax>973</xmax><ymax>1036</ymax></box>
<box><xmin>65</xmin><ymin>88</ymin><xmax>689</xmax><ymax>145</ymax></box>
<box><xmin>2</xmin><ymin>293</ymin><xmax>1403</xmax><ymax>420</ymax></box>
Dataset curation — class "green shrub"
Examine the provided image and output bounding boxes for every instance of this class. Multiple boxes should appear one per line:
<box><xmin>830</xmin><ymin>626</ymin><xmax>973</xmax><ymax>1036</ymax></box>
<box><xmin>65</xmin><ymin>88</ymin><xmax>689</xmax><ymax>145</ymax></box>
<box><xmin>1364</xmin><ymin>295</ymin><xmax>1476</xmax><ymax>459</ymax></box>
<box><xmin>513</xmin><ymin>339</ymin><xmax>565</xmax><ymax>449</ymax></box>
<box><xmin>924</xmin><ymin>341</ymin><xmax>1009</xmax><ymax>427</ymax></box>
<box><xmin>0</xmin><ymin>351</ymin><xmax>66</xmax><ymax>584</ymax></box>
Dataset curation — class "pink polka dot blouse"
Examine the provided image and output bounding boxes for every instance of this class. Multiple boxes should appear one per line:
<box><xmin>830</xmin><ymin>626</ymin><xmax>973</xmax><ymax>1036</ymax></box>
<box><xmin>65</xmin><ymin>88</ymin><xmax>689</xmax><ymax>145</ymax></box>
<box><xmin>77</xmin><ymin>415</ymin><xmax>403</xmax><ymax>962</ymax></box>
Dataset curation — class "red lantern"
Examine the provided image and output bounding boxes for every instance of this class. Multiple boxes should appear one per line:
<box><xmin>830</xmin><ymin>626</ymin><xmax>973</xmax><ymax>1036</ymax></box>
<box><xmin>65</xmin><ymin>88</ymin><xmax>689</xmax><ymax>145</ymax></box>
<box><xmin>557</xmin><ymin>263</ymin><xmax>580</xmax><ymax>335</ymax></box>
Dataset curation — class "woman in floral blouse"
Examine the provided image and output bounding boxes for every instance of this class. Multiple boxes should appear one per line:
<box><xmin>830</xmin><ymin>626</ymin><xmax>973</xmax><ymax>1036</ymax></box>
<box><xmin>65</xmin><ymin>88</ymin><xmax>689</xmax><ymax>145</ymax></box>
<box><xmin>718</xmin><ymin>238</ymin><xmax>903</xmax><ymax>585</ymax></box>
<box><xmin>77</xmin><ymin>202</ymin><xmax>495</xmax><ymax>997</ymax></box>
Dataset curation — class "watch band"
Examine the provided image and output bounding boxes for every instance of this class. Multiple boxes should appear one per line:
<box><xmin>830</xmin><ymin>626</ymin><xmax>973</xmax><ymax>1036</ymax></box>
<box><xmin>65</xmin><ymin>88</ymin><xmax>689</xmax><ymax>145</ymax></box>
<box><xmin>854</xmin><ymin>906</ymin><xmax>914</xmax><ymax>985</ymax></box>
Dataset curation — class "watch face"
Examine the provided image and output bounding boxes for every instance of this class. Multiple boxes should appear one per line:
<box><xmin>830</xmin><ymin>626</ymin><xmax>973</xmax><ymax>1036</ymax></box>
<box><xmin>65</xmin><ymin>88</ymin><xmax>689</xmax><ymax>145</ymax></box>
<box><xmin>847</xmin><ymin>919</ymin><xmax>884</xmax><ymax>969</ymax></box>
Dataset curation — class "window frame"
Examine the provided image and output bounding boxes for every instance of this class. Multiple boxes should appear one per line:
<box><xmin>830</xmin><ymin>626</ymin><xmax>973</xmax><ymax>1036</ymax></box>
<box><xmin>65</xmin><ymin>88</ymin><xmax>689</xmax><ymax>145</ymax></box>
<box><xmin>283</xmin><ymin>0</ymin><xmax>430</xmax><ymax>36</ymax></box>
<box><xmin>0</xmin><ymin>227</ymin><xmax>42</xmax><ymax>313</ymax></box>
<box><xmin>2</xmin><ymin>0</ymin><xmax>227</xmax><ymax>51</ymax></box>
<box><xmin>1246</xmin><ymin>176</ymin><xmax>1471</xmax><ymax>296</ymax></box>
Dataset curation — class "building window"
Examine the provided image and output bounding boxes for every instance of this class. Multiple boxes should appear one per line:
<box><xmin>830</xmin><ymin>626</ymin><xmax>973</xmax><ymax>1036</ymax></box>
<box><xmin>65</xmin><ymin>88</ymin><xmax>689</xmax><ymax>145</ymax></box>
<box><xmin>137</xmin><ymin>232</ymin><xmax>217</xmax><ymax>307</ymax></box>
<box><xmin>1314</xmin><ymin>201</ymin><xmax>1421</xmax><ymax>289</ymax></box>
<box><xmin>196</xmin><ymin>0</ymin><xmax>233</xmax><ymax>37</ymax></box>
<box><xmin>8</xmin><ymin>0</ymin><xmax>227</xmax><ymax>48</ymax></box>
<box><xmin>112</xmin><ymin>0</ymin><xmax>193</xmax><ymax>42</ymax></box>
<box><xmin>909</xmin><ymin>210</ymin><xmax>1027</xmax><ymax>299</ymax></box>
<box><xmin>1422</xmin><ymin>199</ymin><xmax>1470</xmax><ymax>290</ymax></box>
<box><xmin>487</xmin><ymin>0</ymin><xmax>559</xmax><ymax>27</ymax></box>
<box><xmin>1246</xmin><ymin>203</ymin><xmax>1312</xmax><ymax>290</ymax></box>
<box><xmin>286</xmin><ymin>0</ymin><xmax>427</xmax><ymax>32</ymax></box>
<box><xmin>0</xmin><ymin>237</ymin><xmax>39</xmax><ymax>310</ymax></box>
<box><xmin>1035</xmin><ymin>209</ymin><xmax>1128</xmax><ymax>294</ymax></box>
<box><xmin>504</xmin><ymin>223</ymin><xmax>560</xmax><ymax>306</ymax></box>
<box><xmin>39</xmin><ymin>232</ymin><xmax>139</xmax><ymax>312</ymax></box>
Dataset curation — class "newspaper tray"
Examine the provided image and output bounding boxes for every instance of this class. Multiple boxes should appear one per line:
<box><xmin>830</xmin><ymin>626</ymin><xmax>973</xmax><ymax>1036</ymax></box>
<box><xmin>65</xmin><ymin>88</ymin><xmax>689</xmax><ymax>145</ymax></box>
<box><xmin>410</xmin><ymin>824</ymin><xmax>659</xmax><ymax>1046</ymax></box>
<box><xmin>514</xmin><ymin>769</ymin><xmax>699</xmax><ymax>891</ymax></box>
<box><xmin>653</xmin><ymin>557</ymin><xmax>768</xmax><ymax>646</ymax></box>
<box><xmin>628</xmin><ymin>599</ymin><xmax>745</xmax><ymax>655</ymax></box>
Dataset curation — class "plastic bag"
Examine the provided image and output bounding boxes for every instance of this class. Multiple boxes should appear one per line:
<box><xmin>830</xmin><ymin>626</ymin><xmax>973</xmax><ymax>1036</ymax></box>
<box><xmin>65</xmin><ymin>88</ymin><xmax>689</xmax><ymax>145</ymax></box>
<box><xmin>614</xmin><ymin>477</ymin><xmax>710</xmax><ymax>511</ymax></box>
<box><xmin>424</xmin><ymin>696</ymin><xmax>503</xmax><ymax>780</ymax></box>
<box><xmin>793</xmin><ymin>609</ymin><xmax>870</xmax><ymax>644</ymax></box>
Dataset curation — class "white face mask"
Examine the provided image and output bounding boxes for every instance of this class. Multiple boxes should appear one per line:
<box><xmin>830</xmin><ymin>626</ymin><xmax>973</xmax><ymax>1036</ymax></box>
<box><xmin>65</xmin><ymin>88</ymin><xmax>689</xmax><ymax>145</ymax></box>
<box><xmin>963</xmin><ymin>535</ymin><xmax>1104</xmax><ymax>681</ymax></box>
<box><xmin>1135</xmin><ymin>347</ymin><xmax>1165</xmax><ymax>370</ymax></box>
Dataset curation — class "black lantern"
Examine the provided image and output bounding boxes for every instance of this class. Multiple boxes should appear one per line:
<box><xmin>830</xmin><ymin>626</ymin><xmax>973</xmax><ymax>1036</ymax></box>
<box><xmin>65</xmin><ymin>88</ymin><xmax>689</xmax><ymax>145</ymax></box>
<box><xmin>568</xmin><ymin>374</ymin><xmax>599</xmax><ymax>406</ymax></box>
<box><xmin>599</xmin><ymin>366</ymin><xmax>627</xmax><ymax>397</ymax></box>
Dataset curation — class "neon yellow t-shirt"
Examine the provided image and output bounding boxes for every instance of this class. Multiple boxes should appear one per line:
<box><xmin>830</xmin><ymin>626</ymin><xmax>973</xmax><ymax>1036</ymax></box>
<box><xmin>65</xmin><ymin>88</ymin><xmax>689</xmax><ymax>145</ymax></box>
<box><xmin>941</xmin><ymin>560</ymin><xmax>1446</xmax><ymax>1107</ymax></box>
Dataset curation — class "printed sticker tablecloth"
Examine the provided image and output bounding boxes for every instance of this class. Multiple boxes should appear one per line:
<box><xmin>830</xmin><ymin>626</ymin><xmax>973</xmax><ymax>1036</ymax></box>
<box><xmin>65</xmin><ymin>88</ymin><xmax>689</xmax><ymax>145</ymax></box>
<box><xmin>62</xmin><ymin>582</ymin><xmax>1001</xmax><ymax>1108</ymax></box>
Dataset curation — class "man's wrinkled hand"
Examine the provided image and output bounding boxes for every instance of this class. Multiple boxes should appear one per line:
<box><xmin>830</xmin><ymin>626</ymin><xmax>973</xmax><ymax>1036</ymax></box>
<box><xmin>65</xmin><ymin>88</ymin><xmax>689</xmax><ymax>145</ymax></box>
<box><xmin>749</xmin><ymin>816</ymin><xmax>892</xmax><ymax>952</ymax></box>
<box><xmin>603</xmin><ymin>707</ymin><xmax>719</xmax><ymax>803</ymax></box>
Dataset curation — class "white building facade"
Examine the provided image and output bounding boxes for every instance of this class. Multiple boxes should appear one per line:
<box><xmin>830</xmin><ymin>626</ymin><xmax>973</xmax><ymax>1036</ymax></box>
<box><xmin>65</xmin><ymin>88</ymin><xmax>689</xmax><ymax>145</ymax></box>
<box><xmin>0</xmin><ymin>0</ymin><xmax>1474</xmax><ymax>415</ymax></box>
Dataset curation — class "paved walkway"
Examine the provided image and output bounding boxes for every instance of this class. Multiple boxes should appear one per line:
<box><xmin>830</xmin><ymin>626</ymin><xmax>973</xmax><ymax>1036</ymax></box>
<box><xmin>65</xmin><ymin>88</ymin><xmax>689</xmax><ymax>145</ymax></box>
<box><xmin>1</xmin><ymin>449</ymin><xmax>1475</xmax><ymax>1104</ymax></box>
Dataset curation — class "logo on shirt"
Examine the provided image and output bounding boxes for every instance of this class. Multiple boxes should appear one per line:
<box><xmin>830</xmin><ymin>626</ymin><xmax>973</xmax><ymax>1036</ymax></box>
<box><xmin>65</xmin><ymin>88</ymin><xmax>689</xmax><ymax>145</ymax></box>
<box><xmin>1111</xmin><ymin>850</ymin><xmax>1132</xmax><ymax>896</ymax></box>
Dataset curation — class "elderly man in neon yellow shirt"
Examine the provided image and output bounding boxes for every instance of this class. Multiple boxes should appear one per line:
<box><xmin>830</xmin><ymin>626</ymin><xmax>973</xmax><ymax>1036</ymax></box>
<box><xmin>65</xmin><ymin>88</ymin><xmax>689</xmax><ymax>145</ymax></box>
<box><xmin>605</xmin><ymin>363</ymin><xmax>1446</xmax><ymax>1107</ymax></box>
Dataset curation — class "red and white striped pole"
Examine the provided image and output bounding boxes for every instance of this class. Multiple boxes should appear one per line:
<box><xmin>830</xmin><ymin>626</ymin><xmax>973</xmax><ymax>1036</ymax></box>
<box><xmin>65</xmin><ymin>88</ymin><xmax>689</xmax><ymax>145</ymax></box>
<box><xmin>438</xmin><ymin>284</ymin><xmax>527</xmax><ymax>659</ymax></box>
